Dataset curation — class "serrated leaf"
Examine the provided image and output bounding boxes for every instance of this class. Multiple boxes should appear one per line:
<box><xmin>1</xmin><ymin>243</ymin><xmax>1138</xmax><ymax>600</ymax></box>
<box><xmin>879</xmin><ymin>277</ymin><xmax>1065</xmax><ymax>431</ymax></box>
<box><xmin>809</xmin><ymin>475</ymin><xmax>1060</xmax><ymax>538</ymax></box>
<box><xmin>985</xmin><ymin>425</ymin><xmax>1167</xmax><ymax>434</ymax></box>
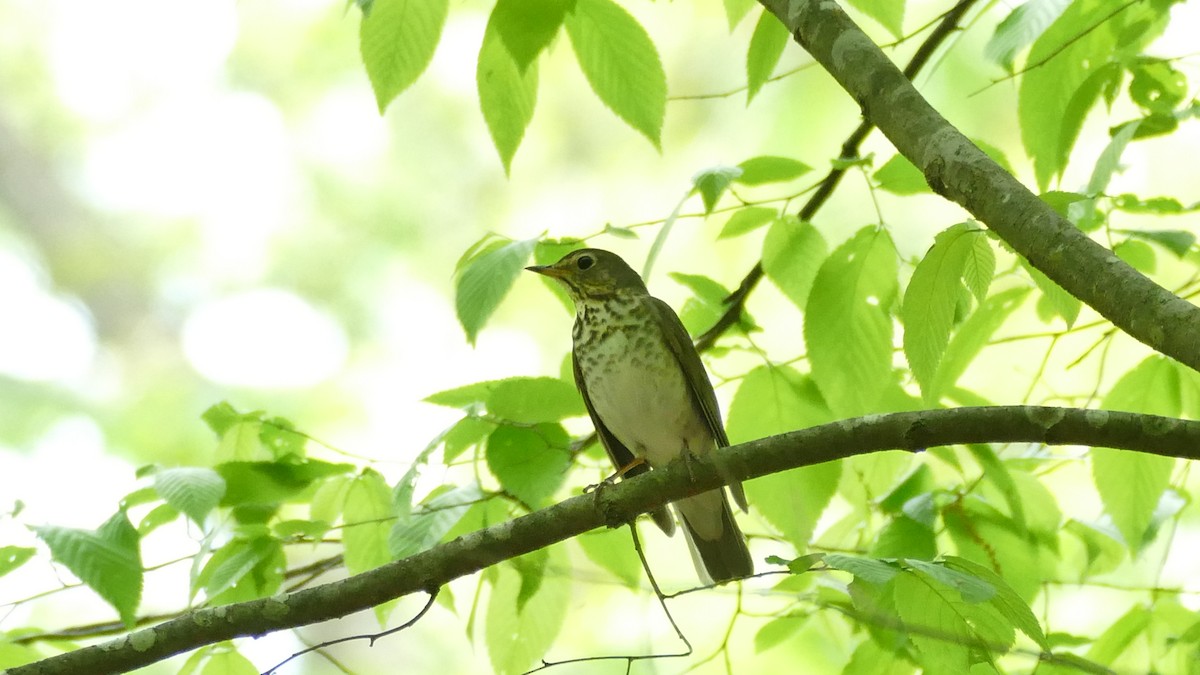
<box><xmin>844</xmin><ymin>0</ymin><xmax>905</xmax><ymax>38</ymax></box>
<box><xmin>359</xmin><ymin>0</ymin><xmax>449</xmax><ymax>113</ymax></box>
<box><xmin>1064</xmin><ymin>519</ymin><xmax>1124</xmax><ymax>577</ymax></box>
<box><xmin>1023</xmin><ymin>261</ymin><xmax>1080</xmax><ymax>327</ymax></box>
<box><xmin>870</xmin><ymin>514</ymin><xmax>936</xmax><ymax>560</ymax></box>
<box><xmin>805</xmin><ymin>227</ymin><xmax>898</xmax><ymax>416</ymax></box>
<box><xmin>217</xmin><ymin>459</ymin><xmax>355</xmax><ymax>508</ymax></box>
<box><xmin>691</xmin><ymin>166</ymin><xmax>742</xmax><ymax>214</ymax></box>
<box><xmin>718</xmin><ymin>206</ymin><xmax>776</xmax><ymax>239</ymax></box>
<box><xmin>490</xmin><ymin>0</ymin><xmax>571</xmax><ymax>71</ymax></box>
<box><xmin>903</xmin><ymin>223</ymin><xmax>991</xmax><ymax>401</ymax></box>
<box><xmin>746</xmin><ymin>10</ymin><xmax>789</xmax><ymax>102</ymax></box>
<box><xmin>727</xmin><ymin>365</ymin><xmax>838</xmax><ymax>548</ymax></box>
<box><xmin>391</xmin><ymin>484</ymin><xmax>483</xmax><ymax>559</ymax></box>
<box><xmin>1113</xmin><ymin>239</ymin><xmax>1156</xmax><ymax>273</ymax></box>
<box><xmin>478</xmin><ymin>15</ymin><xmax>539</xmax><ymax>174</ymax></box>
<box><xmin>194</xmin><ymin>536</ymin><xmax>283</xmax><ymax>604</ymax></box>
<box><xmin>824</xmin><ymin>554</ymin><xmax>899</xmax><ymax>585</ymax></box>
<box><xmin>486</xmin><ymin>377</ymin><xmax>586</xmax><ymax>424</ymax></box>
<box><xmin>1086</xmin><ymin>118</ymin><xmax>1140</xmax><ymax>196</ymax></box>
<box><xmin>35</xmin><ymin>511</ymin><xmax>143</xmax><ymax>627</ymax></box>
<box><xmin>736</xmin><ymin>155</ymin><xmax>812</xmax><ymax>185</ymax></box>
<box><xmin>892</xmin><ymin>571</ymin><xmax>973</xmax><ymax>672</ymax></box>
<box><xmin>931</xmin><ymin>287</ymin><xmax>1028</xmax><ymax>399</ymax></box>
<box><xmin>944</xmin><ymin>556</ymin><xmax>1048</xmax><ymax>648</ymax></box>
<box><xmin>343</xmin><ymin>470</ymin><xmax>395</xmax><ymax>575</ymax></box>
<box><xmin>201</xmin><ymin>401</ymin><xmax>244</xmax><ymax>437</ymax></box>
<box><xmin>0</xmin><ymin>546</ymin><xmax>36</xmax><ymax>578</ymax></box>
<box><xmin>564</xmin><ymin>0</ymin><xmax>666</xmax><ymax>147</ymax></box>
<box><xmin>443</xmin><ymin>416</ymin><xmax>495</xmax><ymax>463</ymax></box>
<box><xmin>577</xmin><ymin>527</ymin><xmax>641</xmax><ymax>588</ymax></box>
<box><xmin>1092</xmin><ymin>356</ymin><xmax>1178</xmax><ymax>553</ymax></box>
<box><xmin>904</xmin><ymin>559</ymin><xmax>995</xmax><ymax>603</ymax></box>
<box><xmin>486</xmin><ymin>546</ymin><xmax>569</xmax><ymax>675</ymax></box>
<box><xmin>486</xmin><ymin>424</ymin><xmax>571</xmax><ymax>507</ymax></box>
<box><xmin>455</xmin><ymin>236</ymin><xmax>538</xmax><ymax>345</ymax></box>
<box><xmin>154</xmin><ymin>468</ymin><xmax>226</xmax><ymax>528</ymax></box>
<box><xmin>984</xmin><ymin>0</ymin><xmax>1071</xmax><ymax>71</ymax></box>
<box><xmin>873</xmin><ymin>154</ymin><xmax>929</xmax><ymax>195</ymax></box>
<box><xmin>1019</xmin><ymin>0</ymin><xmax>1164</xmax><ymax>189</ymax></box>
<box><xmin>762</xmin><ymin>217</ymin><xmax>827</xmax><ymax>310</ymax></box>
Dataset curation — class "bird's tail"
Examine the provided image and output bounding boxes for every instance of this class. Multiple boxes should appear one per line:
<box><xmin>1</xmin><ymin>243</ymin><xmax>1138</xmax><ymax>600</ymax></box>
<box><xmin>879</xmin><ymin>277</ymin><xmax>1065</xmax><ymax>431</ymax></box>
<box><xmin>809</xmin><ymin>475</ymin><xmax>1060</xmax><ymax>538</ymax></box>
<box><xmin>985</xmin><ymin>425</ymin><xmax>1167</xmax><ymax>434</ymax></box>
<box><xmin>675</xmin><ymin>489</ymin><xmax>753</xmax><ymax>584</ymax></box>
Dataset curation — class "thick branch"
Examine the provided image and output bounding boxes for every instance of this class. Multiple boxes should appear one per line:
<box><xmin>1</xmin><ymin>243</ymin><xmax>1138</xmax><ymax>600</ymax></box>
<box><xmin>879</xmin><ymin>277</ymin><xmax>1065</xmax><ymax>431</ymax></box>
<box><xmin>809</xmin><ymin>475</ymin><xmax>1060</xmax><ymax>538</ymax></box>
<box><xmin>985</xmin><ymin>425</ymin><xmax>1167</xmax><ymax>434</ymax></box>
<box><xmin>696</xmin><ymin>0</ymin><xmax>977</xmax><ymax>352</ymax></box>
<box><xmin>13</xmin><ymin>406</ymin><xmax>1200</xmax><ymax>675</ymax></box>
<box><xmin>757</xmin><ymin>0</ymin><xmax>1200</xmax><ymax>371</ymax></box>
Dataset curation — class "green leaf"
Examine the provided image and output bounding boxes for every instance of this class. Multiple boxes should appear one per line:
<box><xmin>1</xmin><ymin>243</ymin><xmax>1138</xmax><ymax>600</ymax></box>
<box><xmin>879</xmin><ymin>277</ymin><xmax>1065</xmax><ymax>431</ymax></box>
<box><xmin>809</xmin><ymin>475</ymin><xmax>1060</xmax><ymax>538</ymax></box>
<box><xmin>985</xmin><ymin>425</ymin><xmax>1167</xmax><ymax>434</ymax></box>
<box><xmin>478</xmin><ymin>15</ymin><xmax>539</xmax><ymax>174</ymax></box>
<box><xmin>944</xmin><ymin>498</ymin><xmax>1052</xmax><ymax>601</ymax></box>
<box><xmin>1120</xmin><ymin>228</ymin><xmax>1196</xmax><ymax>257</ymax></box>
<box><xmin>455</xmin><ymin>236</ymin><xmax>539</xmax><ymax>345</ymax></box>
<box><xmin>904</xmin><ymin>559</ymin><xmax>995</xmax><ymax>603</ymax></box>
<box><xmin>486</xmin><ymin>423</ymin><xmax>571</xmax><ymax>507</ymax></box>
<box><xmin>1092</xmin><ymin>356</ymin><xmax>1179</xmax><ymax>552</ymax></box>
<box><xmin>944</xmin><ymin>556</ymin><xmax>1048</xmax><ymax>648</ymax></box>
<box><xmin>903</xmin><ymin>223</ymin><xmax>992</xmax><ymax>401</ymax></box>
<box><xmin>577</xmin><ymin>527</ymin><xmax>641</xmax><ymax>588</ymax></box>
<box><xmin>215</xmin><ymin>420</ymin><xmax>270</xmax><ymax>462</ymax></box>
<box><xmin>755</xmin><ymin>615</ymin><xmax>809</xmax><ymax>653</ymax></box>
<box><xmin>391</xmin><ymin>483</ymin><xmax>483</xmax><ymax>559</ymax></box>
<box><xmin>931</xmin><ymin>287</ymin><xmax>1028</xmax><ymax>399</ymax></box>
<box><xmin>691</xmin><ymin>165</ymin><xmax>742</xmax><ymax>214</ymax></box>
<box><xmin>718</xmin><ymin>206</ymin><xmax>776</xmax><ymax>239</ymax></box>
<box><xmin>873</xmin><ymin>154</ymin><xmax>929</xmax><ymax>195</ymax></box>
<box><xmin>870</xmin><ymin>514</ymin><xmax>936</xmax><ymax>560</ymax></box>
<box><xmin>984</xmin><ymin>0</ymin><xmax>1071</xmax><ymax>71</ymax></box>
<box><xmin>892</xmin><ymin>571</ymin><xmax>973</xmax><ymax>672</ymax></box>
<box><xmin>1064</xmin><ymin>519</ymin><xmax>1124</xmax><ymax>577</ymax></box>
<box><xmin>1019</xmin><ymin>0</ymin><xmax>1164</xmax><ymax>189</ymax></box>
<box><xmin>842</xmin><ymin>637</ymin><xmax>912</xmax><ymax>675</ymax></box>
<box><xmin>486</xmin><ymin>546</ymin><xmax>570</xmax><ymax>674</ymax></box>
<box><xmin>154</xmin><ymin>468</ymin><xmax>226</xmax><ymax>528</ymax></box>
<box><xmin>490</xmin><ymin>0</ymin><xmax>572</xmax><ymax>71</ymax></box>
<box><xmin>1113</xmin><ymin>238</ymin><xmax>1156</xmax><ymax>274</ymax></box>
<box><xmin>35</xmin><ymin>511</ymin><xmax>143</xmax><ymax>627</ymax></box>
<box><xmin>359</xmin><ymin>0</ymin><xmax>450</xmax><ymax>113</ymax></box>
<box><xmin>727</xmin><ymin>365</ymin><xmax>839</xmax><ymax>548</ymax></box>
<box><xmin>1086</xmin><ymin>118</ymin><xmax>1140</xmax><ymax>196</ymax></box>
<box><xmin>722</xmin><ymin>0</ymin><xmax>757</xmax><ymax>30</ymax></box>
<box><xmin>1023</xmin><ymin>261</ymin><xmax>1081</xmax><ymax>327</ymax></box>
<box><xmin>1129</xmin><ymin>59</ymin><xmax>1188</xmax><ymax>114</ymax></box>
<box><xmin>746</xmin><ymin>10</ymin><xmax>789</xmax><ymax>102</ymax></box>
<box><xmin>1086</xmin><ymin>604</ymin><xmax>1150</xmax><ymax>665</ymax></box>
<box><xmin>199</xmin><ymin>646</ymin><xmax>257</xmax><ymax>675</ymax></box>
<box><xmin>217</xmin><ymin>460</ymin><xmax>355</xmax><ymax>508</ymax></box>
<box><xmin>194</xmin><ymin>536</ymin><xmax>284</xmax><ymax>604</ymax></box>
<box><xmin>201</xmin><ymin>401</ymin><xmax>245</xmax><ymax>437</ymax></box>
<box><xmin>824</xmin><ymin>554</ymin><xmax>899</xmax><ymax>585</ymax></box>
<box><xmin>762</xmin><ymin>217</ymin><xmax>827</xmax><ymax>310</ymax></box>
<box><xmin>844</xmin><ymin>0</ymin><xmax>905</xmax><ymax>38</ymax></box>
<box><xmin>442</xmin><ymin>416</ymin><xmax>494</xmax><ymax>463</ymax></box>
<box><xmin>805</xmin><ymin>227</ymin><xmax>898</xmax><ymax>416</ymax></box>
<box><xmin>486</xmin><ymin>377</ymin><xmax>585</xmax><ymax>424</ymax></box>
<box><xmin>0</xmin><ymin>546</ymin><xmax>36</xmax><ymax>578</ymax></box>
<box><xmin>736</xmin><ymin>155</ymin><xmax>812</xmax><ymax>185</ymax></box>
<box><xmin>564</xmin><ymin>0</ymin><xmax>666</xmax><ymax>147</ymax></box>
<box><xmin>343</xmin><ymin>469</ymin><xmax>395</xmax><ymax>575</ymax></box>
<box><xmin>670</xmin><ymin>272</ymin><xmax>740</xmax><ymax>335</ymax></box>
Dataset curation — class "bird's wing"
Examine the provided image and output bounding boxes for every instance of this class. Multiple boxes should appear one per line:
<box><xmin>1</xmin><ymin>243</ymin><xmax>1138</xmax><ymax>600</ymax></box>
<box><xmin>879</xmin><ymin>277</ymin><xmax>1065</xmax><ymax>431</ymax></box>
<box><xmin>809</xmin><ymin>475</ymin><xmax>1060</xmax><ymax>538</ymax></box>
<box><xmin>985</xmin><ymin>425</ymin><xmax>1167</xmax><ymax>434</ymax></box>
<box><xmin>573</xmin><ymin>350</ymin><xmax>676</xmax><ymax>535</ymax></box>
<box><xmin>644</xmin><ymin>296</ymin><xmax>730</xmax><ymax>448</ymax></box>
<box><xmin>645</xmin><ymin>296</ymin><xmax>748</xmax><ymax>512</ymax></box>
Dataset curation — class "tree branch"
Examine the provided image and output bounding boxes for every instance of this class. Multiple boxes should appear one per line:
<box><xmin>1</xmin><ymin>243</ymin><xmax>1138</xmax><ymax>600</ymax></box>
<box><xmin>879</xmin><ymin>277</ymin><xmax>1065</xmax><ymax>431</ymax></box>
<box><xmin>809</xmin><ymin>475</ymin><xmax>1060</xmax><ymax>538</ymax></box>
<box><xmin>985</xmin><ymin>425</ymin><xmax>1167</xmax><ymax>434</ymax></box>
<box><xmin>696</xmin><ymin>0</ymin><xmax>978</xmax><ymax>353</ymax></box>
<box><xmin>756</xmin><ymin>0</ymin><xmax>1200</xmax><ymax>372</ymax></box>
<box><xmin>12</xmin><ymin>406</ymin><xmax>1200</xmax><ymax>675</ymax></box>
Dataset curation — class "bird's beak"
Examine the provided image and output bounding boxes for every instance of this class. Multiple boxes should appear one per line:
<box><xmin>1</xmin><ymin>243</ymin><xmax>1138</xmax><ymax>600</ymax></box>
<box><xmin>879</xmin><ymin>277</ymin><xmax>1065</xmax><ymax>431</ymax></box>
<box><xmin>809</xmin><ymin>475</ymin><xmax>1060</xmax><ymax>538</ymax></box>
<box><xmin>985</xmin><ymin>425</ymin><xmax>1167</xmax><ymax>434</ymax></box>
<box><xmin>526</xmin><ymin>264</ymin><xmax>566</xmax><ymax>278</ymax></box>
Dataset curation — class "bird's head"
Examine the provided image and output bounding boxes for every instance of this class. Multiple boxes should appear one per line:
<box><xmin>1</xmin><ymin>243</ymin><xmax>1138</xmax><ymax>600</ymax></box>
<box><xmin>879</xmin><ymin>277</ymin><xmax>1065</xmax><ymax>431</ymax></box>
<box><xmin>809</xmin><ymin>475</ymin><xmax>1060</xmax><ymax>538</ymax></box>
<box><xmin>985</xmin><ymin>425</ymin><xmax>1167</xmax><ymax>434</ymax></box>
<box><xmin>526</xmin><ymin>248</ymin><xmax>647</xmax><ymax>300</ymax></box>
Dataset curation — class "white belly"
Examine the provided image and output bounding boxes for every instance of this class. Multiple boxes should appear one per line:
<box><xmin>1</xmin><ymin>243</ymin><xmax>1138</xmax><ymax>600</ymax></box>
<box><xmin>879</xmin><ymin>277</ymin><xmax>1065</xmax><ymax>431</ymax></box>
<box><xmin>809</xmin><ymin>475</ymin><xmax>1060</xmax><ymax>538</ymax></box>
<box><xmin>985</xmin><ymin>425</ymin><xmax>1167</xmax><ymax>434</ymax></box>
<box><xmin>582</xmin><ymin>330</ymin><xmax>713</xmax><ymax>468</ymax></box>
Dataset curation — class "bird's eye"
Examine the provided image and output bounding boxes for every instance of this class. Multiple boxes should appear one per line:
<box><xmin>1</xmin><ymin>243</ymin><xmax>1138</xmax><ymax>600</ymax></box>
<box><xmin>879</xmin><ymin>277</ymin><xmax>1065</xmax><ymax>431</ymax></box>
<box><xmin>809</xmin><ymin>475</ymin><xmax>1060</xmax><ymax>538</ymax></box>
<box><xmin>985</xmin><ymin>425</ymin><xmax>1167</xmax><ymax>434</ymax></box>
<box><xmin>576</xmin><ymin>255</ymin><xmax>594</xmax><ymax>271</ymax></box>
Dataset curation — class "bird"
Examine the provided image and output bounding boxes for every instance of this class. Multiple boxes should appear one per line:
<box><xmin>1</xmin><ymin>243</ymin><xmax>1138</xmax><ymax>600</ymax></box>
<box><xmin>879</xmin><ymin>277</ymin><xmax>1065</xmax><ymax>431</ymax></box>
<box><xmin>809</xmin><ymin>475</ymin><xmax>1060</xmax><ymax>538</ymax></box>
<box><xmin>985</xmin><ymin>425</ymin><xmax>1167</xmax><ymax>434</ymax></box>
<box><xmin>526</xmin><ymin>248</ymin><xmax>753</xmax><ymax>584</ymax></box>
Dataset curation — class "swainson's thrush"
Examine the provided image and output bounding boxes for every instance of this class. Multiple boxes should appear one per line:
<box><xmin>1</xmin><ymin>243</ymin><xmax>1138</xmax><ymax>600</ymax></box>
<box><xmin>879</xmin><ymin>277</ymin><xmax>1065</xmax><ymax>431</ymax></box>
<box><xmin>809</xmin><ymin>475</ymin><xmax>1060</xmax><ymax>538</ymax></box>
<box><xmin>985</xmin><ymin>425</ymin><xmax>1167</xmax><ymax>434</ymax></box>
<box><xmin>527</xmin><ymin>248</ymin><xmax>753</xmax><ymax>584</ymax></box>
